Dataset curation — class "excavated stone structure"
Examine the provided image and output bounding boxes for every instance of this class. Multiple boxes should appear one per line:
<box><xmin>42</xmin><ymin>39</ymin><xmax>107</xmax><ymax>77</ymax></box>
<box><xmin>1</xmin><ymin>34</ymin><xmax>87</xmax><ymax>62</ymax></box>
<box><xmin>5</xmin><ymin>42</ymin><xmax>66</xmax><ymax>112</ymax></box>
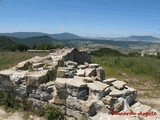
<box><xmin>0</xmin><ymin>48</ymin><xmax>159</xmax><ymax>120</ymax></box>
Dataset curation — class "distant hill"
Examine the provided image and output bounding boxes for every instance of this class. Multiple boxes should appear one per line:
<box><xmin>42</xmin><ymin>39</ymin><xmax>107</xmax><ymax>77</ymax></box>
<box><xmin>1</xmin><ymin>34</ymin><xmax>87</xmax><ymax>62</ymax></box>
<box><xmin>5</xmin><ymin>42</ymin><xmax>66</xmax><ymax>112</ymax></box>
<box><xmin>49</xmin><ymin>32</ymin><xmax>82</xmax><ymax>40</ymax></box>
<box><xmin>0</xmin><ymin>36</ymin><xmax>29</xmax><ymax>51</ymax></box>
<box><xmin>0</xmin><ymin>32</ymin><xmax>83</xmax><ymax>40</ymax></box>
<box><xmin>0</xmin><ymin>36</ymin><xmax>17</xmax><ymax>50</ymax></box>
<box><xmin>0</xmin><ymin>32</ymin><xmax>46</xmax><ymax>39</ymax></box>
<box><xmin>127</xmin><ymin>36</ymin><xmax>160</xmax><ymax>41</ymax></box>
<box><xmin>87</xmin><ymin>36</ymin><xmax>160</xmax><ymax>41</ymax></box>
<box><xmin>13</xmin><ymin>35</ymin><xmax>63</xmax><ymax>47</ymax></box>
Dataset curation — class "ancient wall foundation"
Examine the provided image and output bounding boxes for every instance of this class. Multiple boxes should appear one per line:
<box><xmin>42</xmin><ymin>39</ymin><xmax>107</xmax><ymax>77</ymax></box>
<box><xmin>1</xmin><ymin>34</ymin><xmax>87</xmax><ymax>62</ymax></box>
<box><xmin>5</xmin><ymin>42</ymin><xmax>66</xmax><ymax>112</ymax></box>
<box><xmin>0</xmin><ymin>48</ymin><xmax>159</xmax><ymax>120</ymax></box>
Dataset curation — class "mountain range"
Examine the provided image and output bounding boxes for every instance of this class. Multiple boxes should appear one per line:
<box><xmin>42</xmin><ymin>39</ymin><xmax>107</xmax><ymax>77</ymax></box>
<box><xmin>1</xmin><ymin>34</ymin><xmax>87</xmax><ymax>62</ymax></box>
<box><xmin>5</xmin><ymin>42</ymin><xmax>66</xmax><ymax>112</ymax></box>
<box><xmin>0</xmin><ymin>32</ymin><xmax>82</xmax><ymax>40</ymax></box>
<box><xmin>1</xmin><ymin>32</ymin><xmax>160</xmax><ymax>51</ymax></box>
<box><xmin>0</xmin><ymin>32</ymin><xmax>160</xmax><ymax>41</ymax></box>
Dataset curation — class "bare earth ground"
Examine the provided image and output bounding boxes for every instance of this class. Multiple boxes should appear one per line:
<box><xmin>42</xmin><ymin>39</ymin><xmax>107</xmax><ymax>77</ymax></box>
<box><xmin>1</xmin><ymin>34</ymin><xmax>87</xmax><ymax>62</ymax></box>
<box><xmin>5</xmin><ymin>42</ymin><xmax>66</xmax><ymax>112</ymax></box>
<box><xmin>0</xmin><ymin>108</ymin><xmax>44</xmax><ymax>120</ymax></box>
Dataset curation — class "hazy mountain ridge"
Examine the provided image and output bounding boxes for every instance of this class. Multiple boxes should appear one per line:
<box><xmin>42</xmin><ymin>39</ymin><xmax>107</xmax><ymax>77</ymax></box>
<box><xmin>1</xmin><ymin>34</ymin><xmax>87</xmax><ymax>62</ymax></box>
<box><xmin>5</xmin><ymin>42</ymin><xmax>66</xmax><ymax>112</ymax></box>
<box><xmin>17</xmin><ymin>35</ymin><xmax>63</xmax><ymax>47</ymax></box>
<box><xmin>95</xmin><ymin>36</ymin><xmax>160</xmax><ymax>41</ymax></box>
<box><xmin>0</xmin><ymin>32</ymin><xmax>160</xmax><ymax>41</ymax></box>
<box><xmin>0</xmin><ymin>32</ymin><xmax>82</xmax><ymax>40</ymax></box>
<box><xmin>49</xmin><ymin>32</ymin><xmax>82</xmax><ymax>40</ymax></box>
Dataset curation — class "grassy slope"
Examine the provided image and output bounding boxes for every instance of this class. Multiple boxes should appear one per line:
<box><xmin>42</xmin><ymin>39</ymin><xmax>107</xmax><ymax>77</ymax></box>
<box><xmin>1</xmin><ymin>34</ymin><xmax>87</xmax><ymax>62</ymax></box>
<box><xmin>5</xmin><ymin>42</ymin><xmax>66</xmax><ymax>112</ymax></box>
<box><xmin>0</xmin><ymin>51</ymin><xmax>48</xmax><ymax>70</ymax></box>
<box><xmin>92</xmin><ymin>56</ymin><xmax>160</xmax><ymax>80</ymax></box>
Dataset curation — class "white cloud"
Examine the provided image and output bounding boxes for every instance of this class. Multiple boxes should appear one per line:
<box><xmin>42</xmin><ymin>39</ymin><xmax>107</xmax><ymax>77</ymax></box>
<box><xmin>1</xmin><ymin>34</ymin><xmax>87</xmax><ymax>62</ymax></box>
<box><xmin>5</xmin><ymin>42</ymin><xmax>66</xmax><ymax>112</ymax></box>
<box><xmin>60</xmin><ymin>27</ymin><xmax>64</xmax><ymax>31</ymax></box>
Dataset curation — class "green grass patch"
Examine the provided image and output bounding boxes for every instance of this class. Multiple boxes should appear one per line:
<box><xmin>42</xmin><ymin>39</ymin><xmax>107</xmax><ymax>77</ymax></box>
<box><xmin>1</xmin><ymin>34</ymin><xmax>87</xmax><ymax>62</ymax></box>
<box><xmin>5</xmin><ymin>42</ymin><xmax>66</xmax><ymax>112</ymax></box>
<box><xmin>92</xmin><ymin>55</ymin><xmax>160</xmax><ymax>82</ymax></box>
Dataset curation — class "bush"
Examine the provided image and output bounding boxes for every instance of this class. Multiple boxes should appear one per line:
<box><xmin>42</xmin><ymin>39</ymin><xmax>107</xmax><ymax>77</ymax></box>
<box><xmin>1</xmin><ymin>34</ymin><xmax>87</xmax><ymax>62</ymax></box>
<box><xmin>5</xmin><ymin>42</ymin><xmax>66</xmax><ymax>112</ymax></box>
<box><xmin>128</xmin><ymin>52</ymin><xmax>141</xmax><ymax>57</ymax></box>
<box><xmin>0</xmin><ymin>91</ymin><xmax>15</xmax><ymax>108</ymax></box>
<box><xmin>91</xmin><ymin>48</ymin><xmax>125</xmax><ymax>57</ymax></box>
<box><xmin>0</xmin><ymin>91</ymin><xmax>63</xmax><ymax>119</ymax></box>
<box><xmin>45</xmin><ymin>106</ymin><xmax>63</xmax><ymax>120</ymax></box>
<box><xmin>0</xmin><ymin>91</ymin><xmax>34</xmax><ymax>112</ymax></box>
<box><xmin>11</xmin><ymin>44</ymin><xmax>29</xmax><ymax>52</ymax></box>
<box><xmin>32</xmin><ymin>44</ymin><xmax>64</xmax><ymax>50</ymax></box>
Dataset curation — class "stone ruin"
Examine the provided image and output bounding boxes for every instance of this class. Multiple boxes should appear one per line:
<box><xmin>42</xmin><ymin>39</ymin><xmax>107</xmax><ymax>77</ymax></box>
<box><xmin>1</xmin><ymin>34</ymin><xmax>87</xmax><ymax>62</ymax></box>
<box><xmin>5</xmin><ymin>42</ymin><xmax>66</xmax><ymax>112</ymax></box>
<box><xmin>0</xmin><ymin>48</ymin><xmax>159</xmax><ymax>120</ymax></box>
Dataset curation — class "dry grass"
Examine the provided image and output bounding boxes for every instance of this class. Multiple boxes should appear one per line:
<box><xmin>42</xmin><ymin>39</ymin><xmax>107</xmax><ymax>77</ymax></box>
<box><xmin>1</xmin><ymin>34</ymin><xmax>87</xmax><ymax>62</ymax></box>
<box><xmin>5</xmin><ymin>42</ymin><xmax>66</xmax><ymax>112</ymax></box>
<box><xmin>0</xmin><ymin>51</ymin><xmax>48</xmax><ymax>70</ymax></box>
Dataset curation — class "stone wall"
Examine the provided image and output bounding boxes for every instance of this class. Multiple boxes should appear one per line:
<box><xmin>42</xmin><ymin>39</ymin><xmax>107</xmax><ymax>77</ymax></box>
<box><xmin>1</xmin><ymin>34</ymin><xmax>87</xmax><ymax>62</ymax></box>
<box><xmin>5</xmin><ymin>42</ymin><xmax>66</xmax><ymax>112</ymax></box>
<box><xmin>0</xmin><ymin>48</ymin><xmax>159</xmax><ymax>120</ymax></box>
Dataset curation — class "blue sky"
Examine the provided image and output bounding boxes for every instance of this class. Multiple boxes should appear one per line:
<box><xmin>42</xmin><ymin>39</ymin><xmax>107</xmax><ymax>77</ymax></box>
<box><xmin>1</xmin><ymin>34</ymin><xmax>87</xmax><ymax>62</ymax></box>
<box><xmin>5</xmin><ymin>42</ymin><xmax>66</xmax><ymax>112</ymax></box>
<box><xmin>0</xmin><ymin>0</ymin><xmax>160</xmax><ymax>37</ymax></box>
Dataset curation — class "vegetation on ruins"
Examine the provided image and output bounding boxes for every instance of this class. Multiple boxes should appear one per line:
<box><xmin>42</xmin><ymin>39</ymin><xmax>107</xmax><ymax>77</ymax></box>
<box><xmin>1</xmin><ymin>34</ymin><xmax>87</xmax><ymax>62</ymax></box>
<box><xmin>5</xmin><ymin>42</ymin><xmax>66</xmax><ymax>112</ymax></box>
<box><xmin>0</xmin><ymin>91</ymin><xmax>63</xmax><ymax>120</ymax></box>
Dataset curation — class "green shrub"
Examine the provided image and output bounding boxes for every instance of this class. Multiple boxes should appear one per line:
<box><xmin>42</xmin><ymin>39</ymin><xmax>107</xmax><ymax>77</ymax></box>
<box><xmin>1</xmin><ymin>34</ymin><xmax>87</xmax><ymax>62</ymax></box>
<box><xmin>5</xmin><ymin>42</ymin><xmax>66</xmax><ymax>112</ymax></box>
<box><xmin>128</xmin><ymin>52</ymin><xmax>141</xmax><ymax>57</ymax></box>
<box><xmin>45</xmin><ymin>106</ymin><xmax>63</xmax><ymax>120</ymax></box>
<box><xmin>0</xmin><ymin>91</ymin><xmax>15</xmax><ymax>108</ymax></box>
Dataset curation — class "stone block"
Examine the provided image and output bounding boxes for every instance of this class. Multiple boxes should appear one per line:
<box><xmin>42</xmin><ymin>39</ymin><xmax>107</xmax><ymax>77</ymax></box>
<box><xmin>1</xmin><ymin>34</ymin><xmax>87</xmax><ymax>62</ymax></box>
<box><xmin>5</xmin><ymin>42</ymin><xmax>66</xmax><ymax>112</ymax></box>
<box><xmin>96</xmin><ymin>67</ymin><xmax>105</xmax><ymax>81</ymax></box>
<box><xmin>85</xmin><ymin>68</ymin><xmax>96</xmax><ymax>77</ymax></box>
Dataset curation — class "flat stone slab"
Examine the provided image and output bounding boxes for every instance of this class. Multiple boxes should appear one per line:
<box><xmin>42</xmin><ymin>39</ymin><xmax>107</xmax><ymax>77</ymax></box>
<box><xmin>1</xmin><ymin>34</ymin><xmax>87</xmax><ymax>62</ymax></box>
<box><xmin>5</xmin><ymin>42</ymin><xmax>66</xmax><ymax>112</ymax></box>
<box><xmin>87</xmin><ymin>81</ymin><xmax>109</xmax><ymax>92</ymax></box>
<box><xmin>109</xmin><ymin>88</ymin><xmax>124</xmax><ymax>97</ymax></box>
<box><xmin>112</xmin><ymin>80</ymin><xmax>126</xmax><ymax>90</ymax></box>
<box><xmin>67</xmin><ymin>76</ymin><xmax>87</xmax><ymax>88</ymax></box>
<box><xmin>103</xmin><ymin>78</ymin><xmax>117</xmax><ymax>85</ymax></box>
<box><xmin>78</xmin><ymin>65</ymin><xmax>86</xmax><ymax>69</ymax></box>
<box><xmin>89</xmin><ymin>64</ymin><xmax>99</xmax><ymax>68</ymax></box>
<box><xmin>55</xmin><ymin>78</ymin><xmax>72</xmax><ymax>85</ymax></box>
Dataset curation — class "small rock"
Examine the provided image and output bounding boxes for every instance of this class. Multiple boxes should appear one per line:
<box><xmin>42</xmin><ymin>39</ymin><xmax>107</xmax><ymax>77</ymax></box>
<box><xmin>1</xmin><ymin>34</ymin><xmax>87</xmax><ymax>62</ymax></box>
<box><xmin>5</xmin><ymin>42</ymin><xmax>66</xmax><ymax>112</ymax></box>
<box><xmin>32</xmin><ymin>63</ymin><xmax>44</xmax><ymax>69</ymax></box>
<box><xmin>78</xmin><ymin>65</ymin><xmax>86</xmax><ymax>69</ymax></box>
<box><xmin>16</xmin><ymin>60</ymin><xmax>31</xmax><ymax>70</ymax></box>
<box><xmin>113</xmin><ymin>99</ymin><xmax>124</xmax><ymax>112</ymax></box>
<box><xmin>102</xmin><ymin>96</ymin><xmax>117</xmax><ymax>106</ymax></box>
<box><xmin>65</xmin><ymin>61</ymin><xmax>78</xmax><ymax>67</ymax></box>
<box><xmin>84</xmin><ymin>62</ymin><xmax>89</xmax><ymax>68</ymax></box>
<box><xmin>76</xmin><ymin>69</ymin><xmax>85</xmax><ymax>77</ymax></box>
